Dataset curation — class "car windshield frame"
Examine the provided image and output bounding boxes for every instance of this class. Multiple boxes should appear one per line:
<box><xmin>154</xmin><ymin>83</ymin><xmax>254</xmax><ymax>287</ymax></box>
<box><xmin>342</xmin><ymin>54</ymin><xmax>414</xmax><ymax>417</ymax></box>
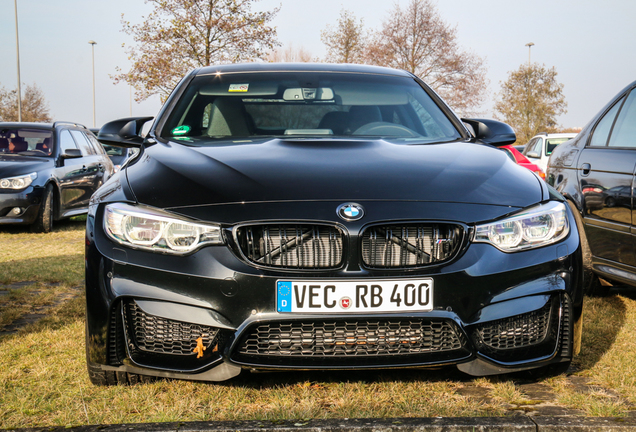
<box><xmin>158</xmin><ymin>71</ymin><xmax>462</xmax><ymax>145</ymax></box>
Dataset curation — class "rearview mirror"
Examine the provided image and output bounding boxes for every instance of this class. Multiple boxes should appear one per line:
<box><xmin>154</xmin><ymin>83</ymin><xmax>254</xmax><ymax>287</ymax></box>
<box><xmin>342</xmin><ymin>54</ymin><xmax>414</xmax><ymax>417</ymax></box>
<box><xmin>283</xmin><ymin>88</ymin><xmax>334</xmax><ymax>101</ymax></box>
<box><xmin>461</xmin><ymin>118</ymin><xmax>516</xmax><ymax>147</ymax></box>
<box><xmin>526</xmin><ymin>151</ymin><xmax>540</xmax><ymax>159</ymax></box>
<box><xmin>97</xmin><ymin>116</ymin><xmax>154</xmax><ymax>148</ymax></box>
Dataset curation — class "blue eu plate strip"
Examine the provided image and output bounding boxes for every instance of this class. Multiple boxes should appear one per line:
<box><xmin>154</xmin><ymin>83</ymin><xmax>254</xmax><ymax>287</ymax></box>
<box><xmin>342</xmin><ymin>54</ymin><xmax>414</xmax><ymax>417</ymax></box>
<box><xmin>277</xmin><ymin>281</ymin><xmax>292</xmax><ymax>312</ymax></box>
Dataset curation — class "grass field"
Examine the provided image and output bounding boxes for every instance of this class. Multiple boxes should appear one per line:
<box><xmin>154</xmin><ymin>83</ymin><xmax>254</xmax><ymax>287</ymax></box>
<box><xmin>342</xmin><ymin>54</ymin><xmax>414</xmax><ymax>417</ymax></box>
<box><xmin>1</xmin><ymin>220</ymin><xmax>636</xmax><ymax>428</ymax></box>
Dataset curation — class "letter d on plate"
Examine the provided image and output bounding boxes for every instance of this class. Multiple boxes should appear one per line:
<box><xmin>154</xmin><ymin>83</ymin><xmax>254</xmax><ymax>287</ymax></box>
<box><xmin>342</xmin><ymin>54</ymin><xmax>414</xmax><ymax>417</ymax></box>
<box><xmin>278</xmin><ymin>281</ymin><xmax>292</xmax><ymax>312</ymax></box>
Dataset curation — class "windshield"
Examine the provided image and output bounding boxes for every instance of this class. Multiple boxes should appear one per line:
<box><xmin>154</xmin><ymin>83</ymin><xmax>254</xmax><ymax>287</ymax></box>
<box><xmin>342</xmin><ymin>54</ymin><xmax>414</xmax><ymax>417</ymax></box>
<box><xmin>102</xmin><ymin>144</ymin><xmax>127</xmax><ymax>156</ymax></box>
<box><xmin>160</xmin><ymin>72</ymin><xmax>461</xmax><ymax>144</ymax></box>
<box><xmin>0</xmin><ymin>128</ymin><xmax>54</xmax><ymax>157</ymax></box>
<box><xmin>546</xmin><ymin>137</ymin><xmax>572</xmax><ymax>155</ymax></box>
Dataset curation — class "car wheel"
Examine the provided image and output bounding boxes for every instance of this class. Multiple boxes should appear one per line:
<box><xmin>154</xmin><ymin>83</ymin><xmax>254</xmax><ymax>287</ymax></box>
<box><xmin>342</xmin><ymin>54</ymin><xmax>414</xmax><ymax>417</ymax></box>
<box><xmin>566</xmin><ymin>201</ymin><xmax>608</xmax><ymax>296</ymax></box>
<box><xmin>606</xmin><ymin>197</ymin><xmax>616</xmax><ymax>207</ymax></box>
<box><xmin>31</xmin><ymin>184</ymin><xmax>54</xmax><ymax>233</ymax></box>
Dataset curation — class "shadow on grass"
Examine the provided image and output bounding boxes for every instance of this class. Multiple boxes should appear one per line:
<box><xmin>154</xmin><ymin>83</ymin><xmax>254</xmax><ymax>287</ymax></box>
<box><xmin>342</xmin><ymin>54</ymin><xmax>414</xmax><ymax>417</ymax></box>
<box><xmin>574</xmin><ymin>292</ymin><xmax>628</xmax><ymax>371</ymax></box>
<box><xmin>223</xmin><ymin>365</ymin><xmax>471</xmax><ymax>390</ymax></box>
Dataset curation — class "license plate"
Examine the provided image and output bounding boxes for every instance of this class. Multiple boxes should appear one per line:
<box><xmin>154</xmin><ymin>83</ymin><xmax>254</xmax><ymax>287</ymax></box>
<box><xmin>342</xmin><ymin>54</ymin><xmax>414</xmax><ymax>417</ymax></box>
<box><xmin>276</xmin><ymin>279</ymin><xmax>433</xmax><ymax>313</ymax></box>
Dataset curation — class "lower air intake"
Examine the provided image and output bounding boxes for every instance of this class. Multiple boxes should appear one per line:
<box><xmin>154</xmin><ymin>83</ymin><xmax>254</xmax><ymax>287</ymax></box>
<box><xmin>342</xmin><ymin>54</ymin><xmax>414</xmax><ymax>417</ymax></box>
<box><xmin>476</xmin><ymin>301</ymin><xmax>552</xmax><ymax>351</ymax></box>
<box><xmin>125</xmin><ymin>301</ymin><xmax>219</xmax><ymax>356</ymax></box>
<box><xmin>233</xmin><ymin>318</ymin><xmax>469</xmax><ymax>367</ymax></box>
<box><xmin>472</xmin><ymin>295</ymin><xmax>563</xmax><ymax>362</ymax></box>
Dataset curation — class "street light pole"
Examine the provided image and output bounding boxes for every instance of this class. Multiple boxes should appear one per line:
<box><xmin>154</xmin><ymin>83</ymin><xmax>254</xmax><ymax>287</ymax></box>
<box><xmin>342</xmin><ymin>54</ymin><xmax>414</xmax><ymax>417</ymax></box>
<box><xmin>525</xmin><ymin>42</ymin><xmax>535</xmax><ymax>65</ymax></box>
<box><xmin>89</xmin><ymin>40</ymin><xmax>97</xmax><ymax>128</ymax></box>
<box><xmin>14</xmin><ymin>0</ymin><xmax>22</xmax><ymax>122</ymax></box>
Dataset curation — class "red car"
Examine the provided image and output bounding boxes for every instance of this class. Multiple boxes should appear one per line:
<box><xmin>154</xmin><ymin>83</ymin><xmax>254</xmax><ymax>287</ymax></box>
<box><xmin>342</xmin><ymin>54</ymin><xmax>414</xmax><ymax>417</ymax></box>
<box><xmin>501</xmin><ymin>145</ymin><xmax>545</xmax><ymax>180</ymax></box>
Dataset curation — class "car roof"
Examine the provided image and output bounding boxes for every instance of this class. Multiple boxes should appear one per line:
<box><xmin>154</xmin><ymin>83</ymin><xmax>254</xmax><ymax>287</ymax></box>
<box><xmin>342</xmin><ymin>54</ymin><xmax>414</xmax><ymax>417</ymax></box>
<box><xmin>535</xmin><ymin>133</ymin><xmax>577</xmax><ymax>139</ymax></box>
<box><xmin>0</xmin><ymin>121</ymin><xmax>89</xmax><ymax>131</ymax></box>
<box><xmin>0</xmin><ymin>122</ymin><xmax>54</xmax><ymax>130</ymax></box>
<box><xmin>195</xmin><ymin>62</ymin><xmax>413</xmax><ymax>77</ymax></box>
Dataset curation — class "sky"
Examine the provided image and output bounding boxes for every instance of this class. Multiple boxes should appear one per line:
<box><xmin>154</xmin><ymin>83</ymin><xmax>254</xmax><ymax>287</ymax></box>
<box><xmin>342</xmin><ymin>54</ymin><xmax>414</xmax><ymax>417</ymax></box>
<box><xmin>0</xmin><ymin>0</ymin><xmax>634</xmax><ymax>131</ymax></box>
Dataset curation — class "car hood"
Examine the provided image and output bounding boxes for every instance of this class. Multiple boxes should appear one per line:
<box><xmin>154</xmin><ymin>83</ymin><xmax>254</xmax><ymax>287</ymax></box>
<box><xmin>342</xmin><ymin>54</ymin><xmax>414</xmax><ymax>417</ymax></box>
<box><xmin>0</xmin><ymin>155</ymin><xmax>52</xmax><ymax>178</ymax></box>
<box><xmin>125</xmin><ymin>138</ymin><xmax>543</xmax><ymax>209</ymax></box>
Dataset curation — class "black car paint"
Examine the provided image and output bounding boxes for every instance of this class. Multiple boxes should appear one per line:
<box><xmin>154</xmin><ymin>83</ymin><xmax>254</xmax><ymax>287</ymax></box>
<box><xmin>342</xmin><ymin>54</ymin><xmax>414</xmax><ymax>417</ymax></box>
<box><xmin>0</xmin><ymin>123</ymin><xmax>113</xmax><ymax>227</ymax></box>
<box><xmin>86</xmin><ymin>64</ymin><xmax>583</xmax><ymax>382</ymax></box>
<box><xmin>548</xmin><ymin>80</ymin><xmax>636</xmax><ymax>286</ymax></box>
<box><xmin>122</xmin><ymin>139</ymin><xmax>543</xmax><ymax>210</ymax></box>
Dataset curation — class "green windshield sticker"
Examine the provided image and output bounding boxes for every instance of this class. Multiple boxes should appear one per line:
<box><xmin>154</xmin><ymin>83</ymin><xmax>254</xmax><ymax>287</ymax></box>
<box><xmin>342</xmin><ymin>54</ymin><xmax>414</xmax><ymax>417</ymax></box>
<box><xmin>172</xmin><ymin>125</ymin><xmax>191</xmax><ymax>135</ymax></box>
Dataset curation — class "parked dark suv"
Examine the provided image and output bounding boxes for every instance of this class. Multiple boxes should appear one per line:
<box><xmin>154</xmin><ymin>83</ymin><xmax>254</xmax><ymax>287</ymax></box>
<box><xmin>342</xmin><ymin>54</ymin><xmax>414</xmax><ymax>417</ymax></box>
<box><xmin>548</xmin><ymin>80</ymin><xmax>636</xmax><ymax>294</ymax></box>
<box><xmin>0</xmin><ymin>122</ymin><xmax>114</xmax><ymax>232</ymax></box>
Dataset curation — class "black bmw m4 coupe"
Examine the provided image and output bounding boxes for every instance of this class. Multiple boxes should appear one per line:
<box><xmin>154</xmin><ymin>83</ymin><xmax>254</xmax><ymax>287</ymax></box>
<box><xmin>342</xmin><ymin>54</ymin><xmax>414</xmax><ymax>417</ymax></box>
<box><xmin>85</xmin><ymin>63</ymin><xmax>583</xmax><ymax>384</ymax></box>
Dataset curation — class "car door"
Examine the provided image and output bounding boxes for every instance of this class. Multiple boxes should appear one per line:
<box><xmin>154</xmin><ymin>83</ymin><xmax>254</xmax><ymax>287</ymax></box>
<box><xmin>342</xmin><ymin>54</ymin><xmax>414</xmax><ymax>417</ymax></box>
<box><xmin>56</xmin><ymin>129</ymin><xmax>97</xmax><ymax>213</ymax></box>
<box><xmin>578</xmin><ymin>87</ymin><xmax>636</xmax><ymax>267</ymax></box>
<box><xmin>68</xmin><ymin>130</ymin><xmax>105</xmax><ymax>207</ymax></box>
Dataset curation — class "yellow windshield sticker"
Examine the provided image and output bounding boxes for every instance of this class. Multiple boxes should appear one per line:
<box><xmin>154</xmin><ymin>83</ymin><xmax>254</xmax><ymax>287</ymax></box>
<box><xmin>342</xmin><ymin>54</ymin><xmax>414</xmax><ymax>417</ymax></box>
<box><xmin>229</xmin><ymin>84</ymin><xmax>249</xmax><ymax>92</ymax></box>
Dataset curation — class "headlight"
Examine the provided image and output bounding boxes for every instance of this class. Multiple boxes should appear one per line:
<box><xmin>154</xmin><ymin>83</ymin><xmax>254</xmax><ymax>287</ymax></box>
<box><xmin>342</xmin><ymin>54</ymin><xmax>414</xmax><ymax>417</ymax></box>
<box><xmin>0</xmin><ymin>172</ymin><xmax>37</xmax><ymax>189</ymax></box>
<box><xmin>103</xmin><ymin>203</ymin><xmax>224</xmax><ymax>254</ymax></box>
<box><xmin>474</xmin><ymin>201</ymin><xmax>569</xmax><ymax>252</ymax></box>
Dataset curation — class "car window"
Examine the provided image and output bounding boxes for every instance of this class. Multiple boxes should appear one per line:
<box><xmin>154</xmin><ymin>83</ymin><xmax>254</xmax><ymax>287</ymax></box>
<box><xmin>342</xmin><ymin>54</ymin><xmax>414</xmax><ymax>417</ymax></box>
<box><xmin>523</xmin><ymin>138</ymin><xmax>537</xmax><ymax>155</ymax></box>
<box><xmin>526</xmin><ymin>138</ymin><xmax>542</xmax><ymax>155</ymax></box>
<box><xmin>501</xmin><ymin>148</ymin><xmax>516</xmax><ymax>162</ymax></box>
<box><xmin>608</xmin><ymin>89</ymin><xmax>636</xmax><ymax>148</ymax></box>
<box><xmin>545</xmin><ymin>137</ymin><xmax>571</xmax><ymax>155</ymax></box>
<box><xmin>161</xmin><ymin>72</ymin><xmax>461</xmax><ymax>143</ymax></box>
<box><xmin>0</xmin><ymin>128</ymin><xmax>53</xmax><ymax>156</ymax></box>
<box><xmin>86</xmin><ymin>133</ymin><xmax>106</xmax><ymax>155</ymax></box>
<box><xmin>59</xmin><ymin>130</ymin><xmax>79</xmax><ymax>154</ymax></box>
<box><xmin>70</xmin><ymin>130</ymin><xmax>95</xmax><ymax>155</ymax></box>
<box><xmin>590</xmin><ymin>96</ymin><xmax>625</xmax><ymax>147</ymax></box>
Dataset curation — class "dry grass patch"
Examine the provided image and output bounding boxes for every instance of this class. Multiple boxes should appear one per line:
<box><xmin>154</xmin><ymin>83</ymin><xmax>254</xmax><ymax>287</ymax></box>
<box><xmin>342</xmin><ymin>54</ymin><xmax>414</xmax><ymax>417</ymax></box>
<box><xmin>0</xmin><ymin>218</ymin><xmax>85</xmax><ymax>333</ymax></box>
<box><xmin>0</xmin><ymin>218</ymin><xmax>85</xmax><ymax>285</ymax></box>
<box><xmin>576</xmin><ymin>294</ymin><xmax>636</xmax><ymax>406</ymax></box>
<box><xmin>540</xmin><ymin>293</ymin><xmax>636</xmax><ymax>416</ymax></box>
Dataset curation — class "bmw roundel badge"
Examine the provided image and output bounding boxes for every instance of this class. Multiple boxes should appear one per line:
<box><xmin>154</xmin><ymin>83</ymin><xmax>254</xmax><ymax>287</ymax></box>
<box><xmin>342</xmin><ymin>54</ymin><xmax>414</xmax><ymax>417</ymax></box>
<box><xmin>337</xmin><ymin>203</ymin><xmax>365</xmax><ymax>221</ymax></box>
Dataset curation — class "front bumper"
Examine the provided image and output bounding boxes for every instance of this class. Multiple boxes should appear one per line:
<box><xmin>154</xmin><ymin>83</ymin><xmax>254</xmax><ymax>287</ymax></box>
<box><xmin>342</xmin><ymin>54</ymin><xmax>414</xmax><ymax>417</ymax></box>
<box><xmin>85</xmin><ymin>201</ymin><xmax>583</xmax><ymax>381</ymax></box>
<box><xmin>0</xmin><ymin>186</ymin><xmax>43</xmax><ymax>225</ymax></box>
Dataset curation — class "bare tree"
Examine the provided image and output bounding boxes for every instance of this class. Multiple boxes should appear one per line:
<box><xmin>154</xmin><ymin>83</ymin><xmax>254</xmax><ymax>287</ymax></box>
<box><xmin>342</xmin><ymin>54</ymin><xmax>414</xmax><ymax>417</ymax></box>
<box><xmin>365</xmin><ymin>0</ymin><xmax>487</xmax><ymax>116</ymax></box>
<box><xmin>494</xmin><ymin>63</ymin><xmax>568</xmax><ymax>144</ymax></box>
<box><xmin>0</xmin><ymin>83</ymin><xmax>52</xmax><ymax>123</ymax></box>
<box><xmin>267</xmin><ymin>43</ymin><xmax>313</xmax><ymax>63</ymax></box>
<box><xmin>113</xmin><ymin>0</ymin><xmax>280</xmax><ymax>102</ymax></box>
<box><xmin>321</xmin><ymin>9</ymin><xmax>366</xmax><ymax>64</ymax></box>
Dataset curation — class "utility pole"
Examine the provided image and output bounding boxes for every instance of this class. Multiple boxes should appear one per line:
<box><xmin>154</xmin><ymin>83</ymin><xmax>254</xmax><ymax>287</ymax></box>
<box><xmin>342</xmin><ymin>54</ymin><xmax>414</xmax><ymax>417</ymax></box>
<box><xmin>14</xmin><ymin>0</ymin><xmax>22</xmax><ymax>122</ymax></box>
<box><xmin>89</xmin><ymin>41</ymin><xmax>97</xmax><ymax>127</ymax></box>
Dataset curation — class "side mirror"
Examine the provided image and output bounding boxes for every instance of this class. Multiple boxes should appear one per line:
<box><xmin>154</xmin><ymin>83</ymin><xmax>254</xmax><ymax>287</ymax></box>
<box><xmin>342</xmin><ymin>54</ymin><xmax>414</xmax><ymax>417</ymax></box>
<box><xmin>461</xmin><ymin>118</ymin><xmax>516</xmax><ymax>147</ymax></box>
<box><xmin>526</xmin><ymin>151</ymin><xmax>540</xmax><ymax>159</ymax></box>
<box><xmin>61</xmin><ymin>149</ymin><xmax>82</xmax><ymax>159</ymax></box>
<box><xmin>97</xmin><ymin>116</ymin><xmax>154</xmax><ymax>148</ymax></box>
